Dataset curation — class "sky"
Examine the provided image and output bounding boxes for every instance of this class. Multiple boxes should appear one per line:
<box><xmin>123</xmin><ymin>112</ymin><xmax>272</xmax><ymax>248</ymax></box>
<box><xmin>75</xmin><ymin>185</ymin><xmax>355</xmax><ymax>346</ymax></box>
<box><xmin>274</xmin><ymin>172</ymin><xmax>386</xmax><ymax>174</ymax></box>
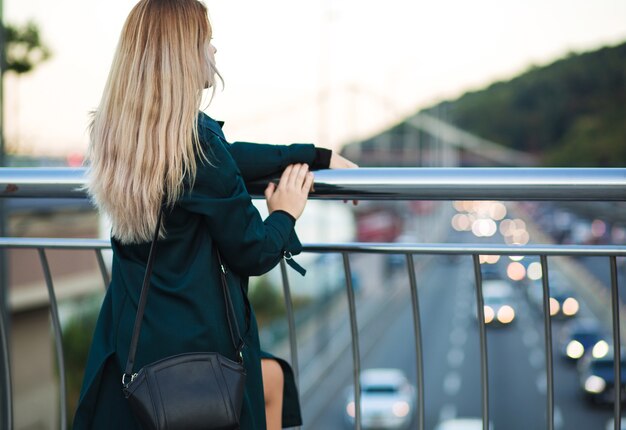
<box><xmin>3</xmin><ymin>0</ymin><xmax>626</xmax><ymax>157</ymax></box>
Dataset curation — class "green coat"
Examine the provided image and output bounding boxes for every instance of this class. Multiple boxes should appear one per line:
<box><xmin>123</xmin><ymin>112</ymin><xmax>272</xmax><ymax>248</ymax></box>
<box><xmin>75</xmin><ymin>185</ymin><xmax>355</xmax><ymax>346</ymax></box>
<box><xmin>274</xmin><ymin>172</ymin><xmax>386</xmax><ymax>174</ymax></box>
<box><xmin>73</xmin><ymin>112</ymin><xmax>318</xmax><ymax>429</ymax></box>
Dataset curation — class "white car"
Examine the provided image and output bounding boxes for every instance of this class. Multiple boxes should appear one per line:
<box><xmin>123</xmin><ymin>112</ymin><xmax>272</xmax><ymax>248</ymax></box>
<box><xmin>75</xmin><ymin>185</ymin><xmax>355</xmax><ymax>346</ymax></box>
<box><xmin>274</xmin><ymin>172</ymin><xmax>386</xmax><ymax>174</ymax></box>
<box><xmin>435</xmin><ymin>418</ymin><xmax>493</xmax><ymax>430</ymax></box>
<box><xmin>344</xmin><ymin>368</ymin><xmax>416</xmax><ymax>429</ymax></box>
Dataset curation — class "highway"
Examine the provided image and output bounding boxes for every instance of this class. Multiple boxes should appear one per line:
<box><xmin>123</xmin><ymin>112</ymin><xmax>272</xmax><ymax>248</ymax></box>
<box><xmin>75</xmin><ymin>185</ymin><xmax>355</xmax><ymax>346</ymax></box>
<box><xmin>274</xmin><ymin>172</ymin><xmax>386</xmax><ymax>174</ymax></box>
<box><xmin>295</xmin><ymin>224</ymin><xmax>618</xmax><ymax>429</ymax></box>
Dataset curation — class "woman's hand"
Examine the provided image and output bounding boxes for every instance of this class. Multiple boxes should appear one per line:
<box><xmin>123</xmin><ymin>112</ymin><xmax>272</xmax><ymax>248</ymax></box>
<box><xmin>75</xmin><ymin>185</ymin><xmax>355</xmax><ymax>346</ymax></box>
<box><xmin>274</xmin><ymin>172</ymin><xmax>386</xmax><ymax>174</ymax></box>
<box><xmin>330</xmin><ymin>152</ymin><xmax>358</xmax><ymax>169</ymax></box>
<box><xmin>329</xmin><ymin>151</ymin><xmax>359</xmax><ymax>205</ymax></box>
<box><xmin>264</xmin><ymin>164</ymin><xmax>314</xmax><ymax>220</ymax></box>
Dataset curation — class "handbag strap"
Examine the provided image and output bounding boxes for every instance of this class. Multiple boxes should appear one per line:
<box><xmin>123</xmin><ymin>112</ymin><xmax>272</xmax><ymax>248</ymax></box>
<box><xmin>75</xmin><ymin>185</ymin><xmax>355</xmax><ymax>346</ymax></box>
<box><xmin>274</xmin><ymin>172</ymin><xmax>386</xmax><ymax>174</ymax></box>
<box><xmin>123</xmin><ymin>208</ymin><xmax>244</xmax><ymax>385</ymax></box>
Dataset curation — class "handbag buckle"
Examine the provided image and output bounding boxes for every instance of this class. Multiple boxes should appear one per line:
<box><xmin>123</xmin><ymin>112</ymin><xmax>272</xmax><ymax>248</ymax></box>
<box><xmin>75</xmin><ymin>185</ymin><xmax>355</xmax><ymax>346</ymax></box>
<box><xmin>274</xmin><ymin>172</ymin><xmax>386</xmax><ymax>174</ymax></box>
<box><xmin>122</xmin><ymin>372</ymin><xmax>138</xmax><ymax>386</ymax></box>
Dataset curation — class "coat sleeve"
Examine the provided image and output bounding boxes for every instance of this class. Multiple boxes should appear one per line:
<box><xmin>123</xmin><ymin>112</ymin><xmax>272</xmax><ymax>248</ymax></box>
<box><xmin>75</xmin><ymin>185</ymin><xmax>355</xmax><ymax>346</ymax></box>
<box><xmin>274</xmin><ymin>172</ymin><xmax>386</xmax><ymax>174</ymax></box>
<box><xmin>227</xmin><ymin>141</ymin><xmax>317</xmax><ymax>181</ymax></box>
<box><xmin>178</xmin><ymin>135</ymin><xmax>299</xmax><ymax>276</ymax></box>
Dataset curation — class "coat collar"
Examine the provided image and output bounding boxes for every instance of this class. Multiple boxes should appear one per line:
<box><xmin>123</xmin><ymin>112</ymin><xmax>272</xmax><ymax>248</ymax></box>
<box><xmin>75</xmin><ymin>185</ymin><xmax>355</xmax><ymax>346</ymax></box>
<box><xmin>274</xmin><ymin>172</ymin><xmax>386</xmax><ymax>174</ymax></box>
<box><xmin>199</xmin><ymin>112</ymin><xmax>226</xmax><ymax>140</ymax></box>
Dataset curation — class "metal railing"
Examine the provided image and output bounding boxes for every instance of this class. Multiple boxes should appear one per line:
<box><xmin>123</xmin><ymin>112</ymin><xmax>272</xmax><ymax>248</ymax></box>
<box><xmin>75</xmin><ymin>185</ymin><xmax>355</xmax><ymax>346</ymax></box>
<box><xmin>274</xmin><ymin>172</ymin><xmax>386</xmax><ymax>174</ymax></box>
<box><xmin>0</xmin><ymin>167</ymin><xmax>625</xmax><ymax>430</ymax></box>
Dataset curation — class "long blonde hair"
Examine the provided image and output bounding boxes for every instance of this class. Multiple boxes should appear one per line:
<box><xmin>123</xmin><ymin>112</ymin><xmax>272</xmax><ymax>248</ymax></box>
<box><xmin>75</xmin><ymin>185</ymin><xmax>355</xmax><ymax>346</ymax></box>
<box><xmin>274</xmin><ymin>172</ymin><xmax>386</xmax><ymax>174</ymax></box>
<box><xmin>87</xmin><ymin>0</ymin><xmax>219</xmax><ymax>244</ymax></box>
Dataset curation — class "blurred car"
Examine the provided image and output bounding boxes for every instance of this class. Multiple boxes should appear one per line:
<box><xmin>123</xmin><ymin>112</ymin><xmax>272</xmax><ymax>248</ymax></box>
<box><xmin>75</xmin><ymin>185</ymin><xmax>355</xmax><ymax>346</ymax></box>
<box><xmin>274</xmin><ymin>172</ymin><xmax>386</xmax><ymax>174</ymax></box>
<box><xmin>578</xmin><ymin>344</ymin><xmax>626</xmax><ymax>405</ymax></box>
<box><xmin>559</xmin><ymin>318</ymin><xmax>608</xmax><ymax>361</ymax></box>
<box><xmin>344</xmin><ymin>368</ymin><xmax>416</xmax><ymax>429</ymax></box>
<box><xmin>549</xmin><ymin>282</ymin><xmax>580</xmax><ymax>319</ymax></box>
<box><xmin>478</xmin><ymin>280</ymin><xmax>516</xmax><ymax>326</ymax></box>
<box><xmin>434</xmin><ymin>418</ymin><xmax>493</xmax><ymax>430</ymax></box>
<box><xmin>526</xmin><ymin>278</ymin><xmax>580</xmax><ymax>319</ymax></box>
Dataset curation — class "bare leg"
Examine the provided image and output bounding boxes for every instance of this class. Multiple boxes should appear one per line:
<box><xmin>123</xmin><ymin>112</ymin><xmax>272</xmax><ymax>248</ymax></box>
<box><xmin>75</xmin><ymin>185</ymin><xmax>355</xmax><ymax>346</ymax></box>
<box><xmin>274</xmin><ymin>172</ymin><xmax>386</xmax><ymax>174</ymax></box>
<box><xmin>261</xmin><ymin>358</ymin><xmax>284</xmax><ymax>430</ymax></box>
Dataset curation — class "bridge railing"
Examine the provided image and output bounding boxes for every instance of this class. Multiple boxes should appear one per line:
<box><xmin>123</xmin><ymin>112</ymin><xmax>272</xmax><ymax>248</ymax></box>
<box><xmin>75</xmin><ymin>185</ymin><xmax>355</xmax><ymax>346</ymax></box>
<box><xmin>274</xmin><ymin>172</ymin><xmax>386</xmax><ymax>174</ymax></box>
<box><xmin>0</xmin><ymin>167</ymin><xmax>625</xmax><ymax>430</ymax></box>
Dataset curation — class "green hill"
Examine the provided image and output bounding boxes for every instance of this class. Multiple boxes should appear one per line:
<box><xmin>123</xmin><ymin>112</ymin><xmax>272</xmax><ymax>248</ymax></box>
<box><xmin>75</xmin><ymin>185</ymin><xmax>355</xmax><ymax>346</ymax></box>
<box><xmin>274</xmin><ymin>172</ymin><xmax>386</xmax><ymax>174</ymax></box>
<box><xmin>426</xmin><ymin>41</ymin><xmax>626</xmax><ymax>167</ymax></box>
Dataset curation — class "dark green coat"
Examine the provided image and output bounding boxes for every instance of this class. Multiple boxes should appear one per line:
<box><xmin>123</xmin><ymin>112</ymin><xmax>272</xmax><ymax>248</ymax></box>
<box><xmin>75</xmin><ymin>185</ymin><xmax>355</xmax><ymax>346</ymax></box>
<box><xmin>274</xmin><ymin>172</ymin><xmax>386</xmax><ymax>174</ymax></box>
<box><xmin>73</xmin><ymin>112</ymin><xmax>318</xmax><ymax>429</ymax></box>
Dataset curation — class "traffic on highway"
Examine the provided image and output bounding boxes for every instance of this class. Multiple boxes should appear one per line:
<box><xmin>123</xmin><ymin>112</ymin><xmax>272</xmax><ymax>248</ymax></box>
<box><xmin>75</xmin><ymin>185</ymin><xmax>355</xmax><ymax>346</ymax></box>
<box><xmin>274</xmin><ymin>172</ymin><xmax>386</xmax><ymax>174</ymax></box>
<box><xmin>272</xmin><ymin>200</ymin><xmax>625</xmax><ymax>430</ymax></box>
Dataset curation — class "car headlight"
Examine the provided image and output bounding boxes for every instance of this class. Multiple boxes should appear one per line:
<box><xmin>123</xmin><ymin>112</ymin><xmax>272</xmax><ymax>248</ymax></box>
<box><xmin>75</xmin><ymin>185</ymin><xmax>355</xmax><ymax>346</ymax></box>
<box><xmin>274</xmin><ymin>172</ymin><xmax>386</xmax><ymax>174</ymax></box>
<box><xmin>584</xmin><ymin>375</ymin><xmax>606</xmax><ymax>394</ymax></box>
<box><xmin>566</xmin><ymin>340</ymin><xmax>585</xmax><ymax>359</ymax></box>
<box><xmin>562</xmin><ymin>298</ymin><xmax>579</xmax><ymax>316</ymax></box>
<box><xmin>549</xmin><ymin>298</ymin><xmax>560</xmax><ymax>316</ymax></box>
<box><xmin>484</xmin><ymin>306</ymin><xmax>495</xmax><ymax>324</ymax></box>
<box><xmin>346</xmin><ymin>401</ymin><xmax>355</xmax><ymax>418</ymax></box>
<box><xmin>497</xmin><ymin>305</ymin><xmax>515</xmax><ymax>324</ymax></box>
<box><xmin>392</xmin><ymin>401</ymin><xmax>410</xmax><ymax>418</ymax></box>
<box><xmin>592</xmin><ymin>340</ymin><xmax>609</xmax><ymax>359</ymax></box>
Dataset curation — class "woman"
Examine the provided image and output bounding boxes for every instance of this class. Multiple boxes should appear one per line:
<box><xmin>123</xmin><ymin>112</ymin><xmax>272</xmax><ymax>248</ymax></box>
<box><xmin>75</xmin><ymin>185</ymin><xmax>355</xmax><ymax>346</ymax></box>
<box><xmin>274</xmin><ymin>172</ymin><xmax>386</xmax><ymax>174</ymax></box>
<box><xmin>73</xmin><ymin>0</ymin><xmax>356</xmax><ymax>428</ymax></box>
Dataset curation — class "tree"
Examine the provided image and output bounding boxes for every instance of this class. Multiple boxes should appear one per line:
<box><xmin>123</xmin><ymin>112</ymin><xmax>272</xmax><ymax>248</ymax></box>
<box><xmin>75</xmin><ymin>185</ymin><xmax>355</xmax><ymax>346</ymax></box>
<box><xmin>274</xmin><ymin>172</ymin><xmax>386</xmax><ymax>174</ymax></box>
<box><xmin>2</xmin><ymin>20</ymin><xmax>51</xmax><ymax>154</ymax></box>
<box><xmin>4</xmin><ymin>20</ymin><xmax>51</xmax><ymax>75</ymax></box>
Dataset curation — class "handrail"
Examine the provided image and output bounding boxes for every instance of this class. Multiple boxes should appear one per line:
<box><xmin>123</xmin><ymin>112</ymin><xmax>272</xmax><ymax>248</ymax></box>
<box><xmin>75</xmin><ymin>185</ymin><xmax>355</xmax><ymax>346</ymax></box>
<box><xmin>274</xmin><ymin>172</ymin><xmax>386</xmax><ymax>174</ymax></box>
<box><xmin>1</xmin><ymin>167</ymin><xmax>625</xmax><ymax>201</ymax></box>
<box><xmin>1</xmin><ymin>238</ymin><xmax>625</xmax><ymax>256</ymax></box>
<box><xmin>1</xmin><ymin>167</ymin><xmax>624</xmax><ymax>430</ymax></box>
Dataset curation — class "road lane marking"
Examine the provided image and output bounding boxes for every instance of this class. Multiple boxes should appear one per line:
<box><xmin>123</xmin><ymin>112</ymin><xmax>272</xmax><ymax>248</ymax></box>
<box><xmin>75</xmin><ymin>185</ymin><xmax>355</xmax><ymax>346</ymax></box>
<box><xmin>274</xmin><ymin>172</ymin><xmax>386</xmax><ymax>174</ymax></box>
<box><xmin>555</xmin><ymin>405</ymin><xmax>563</xmax><ymax>429</ymax></box>
<box><xmin>447</xmin><ymin>348</ymin><xmax>465</xmax><ymax>368</ymax></box>
<box><xmin>439</xmin><ymin>403</ymin><xmax>457</xmax><ymax>422</ymax></box>
<box><xmin>529</xmin><ymin>348</ymin><xmax>544</xmax><ymax>369</ymax></box>
<box><xmin>452</xmin><ymin>310</ymin><xmax>465</xmax><ymax>325</ymax></box>
<box><xmin>449</xmin><ymin>327</ymin><xmax>467</xmax><ymax>346</ymax></box>
<box><xmin>455</xmin><ymin>296</ymin><xmax>470</xmax><ymax>309</ymax></box>
<box><xmin>443</xmin><ymin>371</ymin><xmax>462</xmax><ymax>395</ymax></box>
<box><xmin>522</xmin><ymin>328</ymin><xmax>540</xmax><ymax>347</ymax></box>
<box><xmin>536</xmin><ymin>371</ymin><xmax>547</xmax><ymax>394</ymax></box>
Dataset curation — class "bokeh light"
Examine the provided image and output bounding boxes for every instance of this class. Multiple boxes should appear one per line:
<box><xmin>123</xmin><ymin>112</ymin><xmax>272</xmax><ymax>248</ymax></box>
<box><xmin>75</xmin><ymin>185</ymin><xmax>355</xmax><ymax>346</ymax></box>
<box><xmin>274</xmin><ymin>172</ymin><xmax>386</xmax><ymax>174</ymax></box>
<box><xmin>499</xmin><ymin>219</ymin><xmax>514</xmax><ymax>236</ymax></box>
<box><xmin>479</xmin><ymin>255</ymin><xmax>501</xmax><ymax>264</ymax></box>
<box><xmin>549</xmin><ymin>297</ymin><xmax>560</xmax><ymax>316</ymax></box>
<box><xmin>497</xmin><ymin>305</ymin><xmax>515</xmax><ymax>324</ymax></box>
<box><xmin>507</xmin><ymin>262</ymin><xmax>526</xmax><ymax>281</ymax></box>
<box><xmin>451</xmin><ymin>213</ymin><xmax>472</xmax><ymax>231</ymax></box>
<box><xmin>489</xmin><ymin>202</ymin><xmax>507</xmax><ymax>220</ymax></box>
<box><xmin>527</xmin><ymin>262</ymin><xmax>543</xmax><ymax>280</ymax></box>
<box><xmin>592</xmin><ymin>340</ymin><xmax>609</xmax><ymax>359</ymax></box>
<box><xmin>562</xmin><ymin>298</ymin><xmax>579</xmax><ymax>316</ymax></box>
<box><xmin>472</xmin><ymin>218</ymin><xmax>497</xmax><ymax>237</ymax></box>
<box><xmin>484</xmin><ymin>306</ymin><xmax>495</xmax><ymax>324</ymax></box>
<box><xmin>566</xmin><ymin>340</ymin><xmax>585</xmax><ymax>359</ymax></box>
<box><xmin>591</xmin><ymin>219</ymin><xmax>606</xmax><ymax>238</ymax></box>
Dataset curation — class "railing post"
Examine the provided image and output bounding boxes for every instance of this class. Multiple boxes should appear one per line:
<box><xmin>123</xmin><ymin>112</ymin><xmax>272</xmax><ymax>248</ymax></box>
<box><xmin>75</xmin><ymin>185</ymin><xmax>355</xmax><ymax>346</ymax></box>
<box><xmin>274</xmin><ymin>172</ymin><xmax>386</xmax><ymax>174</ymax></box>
<box><xmin>0</xmin><ymin>285</ymin><xmax>11</xmax><ymax>430</ymax></box>
<box><xmin>540</xmin><ymin>255</ymin><xmax>554</xmax><ymax>430</ymax></box>
<box><xmin>95</xmin><ymin>249</ymin><xmax>111</xmax><ymax>288</ymax></box>
<box><xmin>406</xmin><ymin>253</ymin><xmax>425</xmax><ymax>430</ymax></box>
<box><xmin>279</xmin><ymin>260</ymin><xmax>300</xmax><ymax>387</ymax></box>
<box><xmin>610</xmin><ymin>256</ymin><xmax>621</xmax><ymax>430</ymax></box>
<box><xmin>342</xmin><ymin>252</ymin><xmax>362</xmax><ymax>430</ymax></box>
<box><xmin>472</xmin><ymin>254</ymin><xmax>489</xmax><ymax>430</ymax></box>
<box><xmin>38</xmin><ymin>249</ymin><xmax>67</xmax><ymax>430</ymax></box>
<box><xmin>0</xmin><ymin>8</ymin><xmax>10</xmax><ymax>425</ymax></box>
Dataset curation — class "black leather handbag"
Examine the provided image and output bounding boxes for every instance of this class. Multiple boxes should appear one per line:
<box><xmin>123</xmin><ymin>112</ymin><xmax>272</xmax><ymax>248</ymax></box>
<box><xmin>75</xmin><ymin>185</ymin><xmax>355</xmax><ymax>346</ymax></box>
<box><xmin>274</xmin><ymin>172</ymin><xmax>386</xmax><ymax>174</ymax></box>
<box><xmin>122</xmin><ymin>208</ymin><xmax>246</xmax><ymax>430</ymax></box>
